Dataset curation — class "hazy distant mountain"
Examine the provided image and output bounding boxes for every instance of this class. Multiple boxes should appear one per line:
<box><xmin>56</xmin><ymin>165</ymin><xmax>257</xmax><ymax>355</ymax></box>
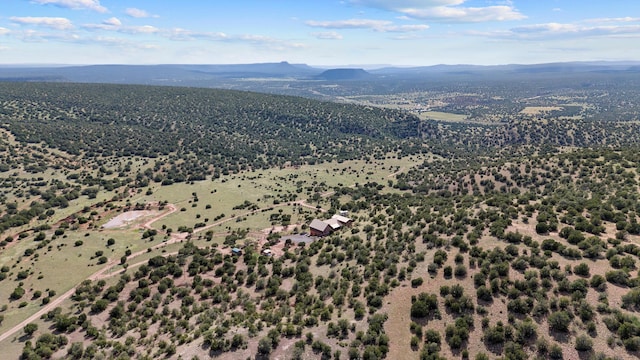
<box><xmin>0</xmin><ymin>62</ymin><xmax>322</xmax><ymax>84</ymax></box>
<box><xmin>1</xmin><ymin>61</ymin><xmax>639</xmax><ymax>89</ymax></box>
<box><xmin>370</xmin><ymin>61</ymin><xmax>640</xmax><ymax>76</ymax></box>
<box><xmin>186</xmin><ymin>62</ymin><xmax>318</xmax><ymax>77</ymax></box>
<box><xmin>315</xmin><ymin>68</ymin><xmax>373</xmax><ymax>81</ymax></box>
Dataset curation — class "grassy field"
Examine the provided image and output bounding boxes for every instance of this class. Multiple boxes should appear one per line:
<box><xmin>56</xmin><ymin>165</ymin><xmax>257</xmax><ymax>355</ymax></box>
<box><xmin>132</xmin><ymin>156</ymin><xmax>423</xmax><ymax>233</ymax></box>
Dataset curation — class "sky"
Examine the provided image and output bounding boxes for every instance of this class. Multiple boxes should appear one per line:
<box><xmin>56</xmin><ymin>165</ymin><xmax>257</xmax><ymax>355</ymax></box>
<box><xmin>0</xmin><ymin>0</ymin><xmax>639</xmax><ymax>66</ymax></box>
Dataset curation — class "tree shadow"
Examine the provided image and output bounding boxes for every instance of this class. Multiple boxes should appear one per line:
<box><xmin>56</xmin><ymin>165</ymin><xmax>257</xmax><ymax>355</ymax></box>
<box><xmin>484</xmin><ymin>342</ymin><xmax>505</xmax><ymax>356</ymax></box>
<box><xmin>578</xmin><ymin>350</ymin><xmax>594</xmax><ymax>360</ymax></box>
<box><xmin>549</xmin><ymin>329</ymin><xmax>570</xmax><ymax>343</ymax></box>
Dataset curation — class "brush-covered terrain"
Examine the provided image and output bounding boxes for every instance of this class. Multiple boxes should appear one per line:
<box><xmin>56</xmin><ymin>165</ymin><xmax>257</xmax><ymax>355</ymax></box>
<box><xmin>1</xmin><ymin>81</ymin><xmax>640</xmax><ymax>360</ymax></box>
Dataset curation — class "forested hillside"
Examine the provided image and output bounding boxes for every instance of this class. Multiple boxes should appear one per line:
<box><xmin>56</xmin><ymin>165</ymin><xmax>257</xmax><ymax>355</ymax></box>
<box><xmin>0</xmin><ymin>83</ymin><xmax>420</xmax><ymax>177</ymax></box>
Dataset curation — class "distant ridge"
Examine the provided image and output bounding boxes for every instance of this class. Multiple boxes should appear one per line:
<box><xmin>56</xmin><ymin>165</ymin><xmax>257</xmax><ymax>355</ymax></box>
<box><xmin>186</xmin><ymin>61</ymin><xmax>318</xmax><ymax>77</ymax></box>
<box><xmin>0</xmin><ymin>61</ymin><xmax>639</xmax><ymax>89</ymax></box>
<box><xmin>316</xmin><ymin>68</ymin><xmax>373</xmax><ymax>81</ymax></box>
<box><xmin>370</xmin><ymin>61</ymin><xmax>640</xmax><ymax>75</ymax></box>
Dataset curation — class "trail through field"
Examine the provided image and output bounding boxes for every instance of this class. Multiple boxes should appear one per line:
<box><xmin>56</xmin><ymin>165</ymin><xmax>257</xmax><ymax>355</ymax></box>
<box><xmin>387</xmin><ymin>167</ymin><xmax>404</xmax><ymax>177</ymax></box>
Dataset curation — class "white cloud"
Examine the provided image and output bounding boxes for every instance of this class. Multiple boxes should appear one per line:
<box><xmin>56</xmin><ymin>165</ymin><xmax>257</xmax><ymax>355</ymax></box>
<box><xmin>385</xmin><ymin>24</ymin><xmax>430</xmax><ymax>32</ymax></box>
<box><xmin>162</xmin><ymin>28</ymin><xmax>304</xmax><ymax>50</ymax></box>
<box><xmin>236</xmin><ymin>34</ymin><xmax>306</xmax><ymax>49</ymax></box>
<box><xmin>103</xmin><ymin>17</ymin><xmax>122</xmax><ymax>27</ymax></box>
<box><xmin>349</xmin><ymin>0</ymin><xmax>524</xmax><ymax>23</ymax></box>
<box><xmin>11</xmin><ymin>16</ymin><xmax>74</xmax><ymax>30</ymax></box>
<box><xmin>306</xmin><ymin>19</ymin><xmax>428</xmax><ymax>32</ymax></box>
<box><xmin>403</xmin><ymin>5</ymin><xmax>525</xmax><ymax>22</ymax></box>
<box><xmin>0</xmin><ymin>27</ymin><xmax>10</xmax><ymax>35</ymax></box>
<box><xmin>125</xmin><ymin>8</ymin><xmax>158</xmax><ymax>18</ymax></box>
<box><xmin>11</xmin><ymin>28</ymin><xmax>80</xmax><ymax>43</ymax></box>
<box><xmin>311</xmin><ymin>31</ymin><xmax>343</xmax><ymax>40</ymax></box>
<box><xmin>119</xmin><ymin>25</ymin><xmax>160</xmax><ymax>34</ymax></box>
<box><xmin>350</xmin><ymin>0</ymin><xmax>465</xmax><ymax>9</ymax></box>
<box><xmin>474</xmin><ymin>22</ymin><xmax>640</xmax><ymax>40</ymax></box>
<box><xmin>82</xmin><ymin>17</ymin><xmax>121</xmax><ymax>31</ymax></box>
<box><xmin>31</xmin><ymin>0</ymin><xmax>107</xmax><ymax>13</ymax></box>
<box><xmin>307</xmin><ymin>19</ymin><xmax>392</xmax><ymax>30</ymax></box>
<box><xmin>91</xmin><ymin>36</ymin><xmax>158</xmax><ymax>50</ymax></box>
<box><xmin>83</xmin><ymin>19</ymin><xmax>159</xmax><ymax>34</ymax></box>
<box><xmin>139</xmin><ymin>28</ymin><xmax>224</xmax><ymax>42</ymax></box>
<box><xmin>511</xmin><ymin>23</ymin><xmax>579</xmax><ymax>34</ymax></box>
<box><xmin>584</xmin><ymin>17</ymin><xmax>640</xmax><ymax>24</ymax></box>
<box><xmin>513</xmin><ymin>23</ymin><xmax>640</xmax><ymax>37</ymax></box>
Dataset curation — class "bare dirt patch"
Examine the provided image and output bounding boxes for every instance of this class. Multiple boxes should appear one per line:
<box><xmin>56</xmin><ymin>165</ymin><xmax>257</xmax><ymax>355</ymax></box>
<box><xmin>101</xmin><ymin>210</ymin><xmax>155</xmax><ymax>229</ymax></box>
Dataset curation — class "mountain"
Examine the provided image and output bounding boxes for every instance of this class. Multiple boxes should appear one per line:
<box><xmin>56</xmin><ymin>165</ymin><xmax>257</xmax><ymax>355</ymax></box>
<box><xmin>370</xmin><ymin>61</ymin><xmax>640</xmax><ymax>76</ymax></box>
<box><xmin>186</xmin><ymin>61</ymin><xmax>318</xmax><ymax>77</ymax></box>
<box><xmin>1</xmin><ymin>61</ymin><xmax>640</xmax><ymax>96</ymax></box>
<box><xmin>315</xmin><ymin>68</ymin><xmax>373</xmax><ymax>81</ymax></box>
<box><xmin>0</xmin><ymin>62</ymin><xmax>322</xmax><ymax>84</ymax></box>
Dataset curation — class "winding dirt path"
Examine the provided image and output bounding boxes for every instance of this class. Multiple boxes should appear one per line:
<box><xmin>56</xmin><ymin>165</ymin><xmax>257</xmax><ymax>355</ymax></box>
<box><xmin>387</xmin><ymin>167</ymin><xmax>405</xmax><ymax>178</ymax></box>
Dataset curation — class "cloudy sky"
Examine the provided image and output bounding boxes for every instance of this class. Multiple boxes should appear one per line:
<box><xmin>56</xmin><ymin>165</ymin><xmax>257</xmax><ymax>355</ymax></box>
<box><xmin>1</xmin><ymin>0</ymin><xmax>639</xmax><ymax>66</ymax></box>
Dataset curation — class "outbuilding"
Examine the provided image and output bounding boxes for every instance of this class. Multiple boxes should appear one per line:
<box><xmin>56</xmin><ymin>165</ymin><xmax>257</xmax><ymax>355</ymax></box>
<box><xmin>331</xmin><ymin>214</ymin><xmax>353</xmax><ymax>227</ymax></box>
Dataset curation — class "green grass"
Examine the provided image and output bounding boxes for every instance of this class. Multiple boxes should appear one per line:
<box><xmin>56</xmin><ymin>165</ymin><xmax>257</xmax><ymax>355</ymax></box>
<box><xmin>134</xmin><ymin>156</ymin><xmax>424</xmax><ymax>233</ymax></box>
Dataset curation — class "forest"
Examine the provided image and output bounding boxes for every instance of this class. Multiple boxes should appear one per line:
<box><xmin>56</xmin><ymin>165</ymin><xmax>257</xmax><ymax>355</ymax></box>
<box><xmin>0</xmin><ymin>78</ymin><xmax>640</xmax><ymax>360</ymax></box>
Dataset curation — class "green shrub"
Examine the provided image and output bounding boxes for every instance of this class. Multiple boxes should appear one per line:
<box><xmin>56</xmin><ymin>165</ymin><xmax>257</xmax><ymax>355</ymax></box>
<box><xmin>548</xmin><ymin>311</ymin><xmax>572</xmax><ymax>332</ymax></box>
<box><xmin>574</xmin><ymin>334</ymin><xmax>593</xmax><ymax>351</ymax></box>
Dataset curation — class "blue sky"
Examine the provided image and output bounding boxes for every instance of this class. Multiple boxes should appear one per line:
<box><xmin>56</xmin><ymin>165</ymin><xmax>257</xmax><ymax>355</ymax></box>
<box><xmin>1</xmin><ymin>0</ymin><xmax>639</xmax><ymax>66</ymax></box>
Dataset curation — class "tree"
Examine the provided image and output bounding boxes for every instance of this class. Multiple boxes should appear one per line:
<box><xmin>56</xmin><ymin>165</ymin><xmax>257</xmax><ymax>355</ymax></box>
<box><xmin>575</xmin><ymin>334</ymin><xmax>593</xmax><ymax>351</ymax></box>
<box><xmin>91</xmin><ymin>299</ymin><xmax>109</xmax><ymax>314</ymax></box>
<box><xmin>574</xmin><ymin>263</ymin><xmax>590</xmax><ymax>277</ymax></box>
<box><xmin>411</xmin><ymin>293</ymin><xmax>438</xmax><ymax>318</ymax></box>
<box><xmin>258</xmin><ymin>337</ymin><xmax>272</xmax><ymax>355</ymax></box>
<box><xmin>67</xmin><ymin>342</ymin><xmax>84</xmax><ymax>359</ymax></box>
<box><xmin>24</xmin><ymin>323</ymin><xmax>38</xmax><ymax>336</ymax></box>
<box><xmin>10</xmin><ymin>286</ymin><xmax>25</xmax><ymax>300</ymax></box>
<box><xmin>548</xmin><ymin>311</ymin><xmax>572</xmax><ymax>332</ymax></box>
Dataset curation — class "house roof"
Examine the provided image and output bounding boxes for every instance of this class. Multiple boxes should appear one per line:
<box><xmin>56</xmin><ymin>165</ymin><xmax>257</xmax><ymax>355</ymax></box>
<box><xmin>325</xmin><ymin>218</ymin><xmax>342</xmax><ymax>230</ymax></box>
<box><xmin>309</xmin><ymin>219</ymin><xmax>331</xmax><ymax>232</ymax></box>
<box><xmin>331</xmin><ymin>214</ymin><xmax>352</xmax><ymax>223</ymax></box>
